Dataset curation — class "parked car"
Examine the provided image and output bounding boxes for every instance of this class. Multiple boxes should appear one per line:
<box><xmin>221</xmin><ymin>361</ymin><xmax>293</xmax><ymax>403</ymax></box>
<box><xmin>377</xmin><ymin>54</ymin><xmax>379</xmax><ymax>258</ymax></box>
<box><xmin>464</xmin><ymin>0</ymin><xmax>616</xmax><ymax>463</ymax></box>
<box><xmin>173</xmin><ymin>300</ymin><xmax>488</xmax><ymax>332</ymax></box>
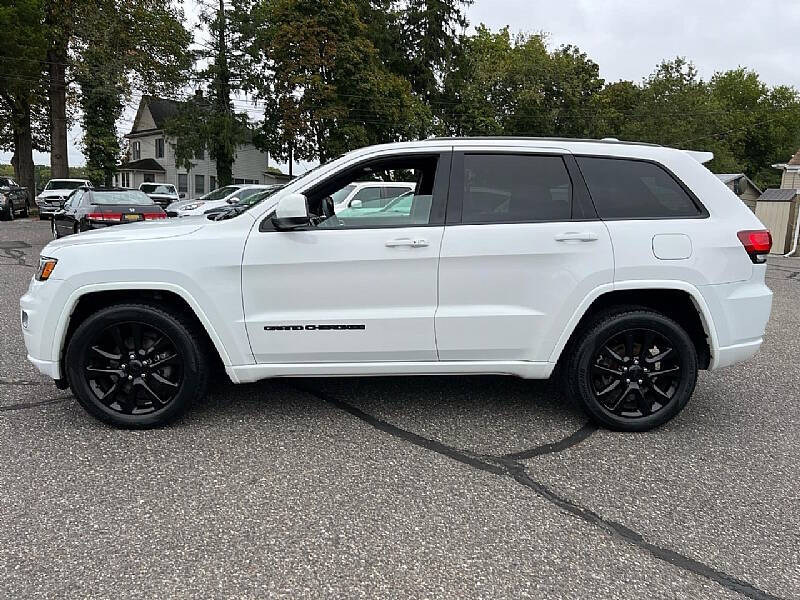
<box><xmin>36</xmin><ymin>179</ymin><xmax>92</xmax><ymax>219</ymax></box>
<box><xmin>331</xmin><ymin>181</ymin><xmax>415</xmax><ymax>213</ymax></box>
<box><xmin>335</xmin><ymin>190</ymin><xmax>415</xmax><ymax>219</ymax></box>
<box><xmin>203</xmin><ymin>185</ymin><xmax>283</xmax><ymax>219</ymax></box>
<box><xmin>166</xmin><ymin>185</ymin><xmax>276</xmax><ymax>217</ymax></box>
<box><xmin>22</xmin><ymin>138</ymin><xmax>773</xmax><ymax>431</ymax></box>
<box><xmin>139</xmin><ymin>183</ymin><xmax>183</xmax><ymax>209</ymax></box>
<box><xmin>0</xmin><ymin>176</ymin><xmax>30</xmax><ymax>220</ymax></box>
<box><xmin>51</xmin><ymin>187</ymin><xmax>166</xmax><ymax>239</ymax></box>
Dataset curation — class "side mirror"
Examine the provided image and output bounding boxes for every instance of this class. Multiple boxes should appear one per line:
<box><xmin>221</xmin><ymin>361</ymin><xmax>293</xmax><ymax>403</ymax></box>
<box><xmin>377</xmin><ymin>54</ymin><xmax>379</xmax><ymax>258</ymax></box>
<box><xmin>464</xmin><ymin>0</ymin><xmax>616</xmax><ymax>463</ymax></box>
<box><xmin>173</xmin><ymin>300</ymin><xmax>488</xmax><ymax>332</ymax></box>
<box><xmin>179</xmin><ymin>193</ymin><xmax>186</xmax><ymax>199</ymax></box>
<box><xmin>350</xmin><ymin>199</ymin><xmax>363</xmax><ymax>208</ymax></box>
<box><xmin>271</xmin><ymin>193</ymin><xmax>310</xmax><ymax>230</ymax></box>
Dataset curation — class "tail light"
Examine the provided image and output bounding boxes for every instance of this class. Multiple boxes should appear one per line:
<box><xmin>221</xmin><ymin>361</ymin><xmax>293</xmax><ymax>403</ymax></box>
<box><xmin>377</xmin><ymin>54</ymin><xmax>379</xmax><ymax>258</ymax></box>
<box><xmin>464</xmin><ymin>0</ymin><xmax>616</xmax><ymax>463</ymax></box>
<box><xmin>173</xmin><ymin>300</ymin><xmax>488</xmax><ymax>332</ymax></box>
<box><xmin>87</xmin><ymin>212</ymin><xmax>122</xmax><ymax>222</ymax></box>
<box><xmin>737</xmin><ymin>230</ymin><xmax>772</xmax><ymax>264</ymax></box>
<box><xmin>143</xmin><ymin>212</ymin><xmax>167</xmax><ymax>220</ymax></box>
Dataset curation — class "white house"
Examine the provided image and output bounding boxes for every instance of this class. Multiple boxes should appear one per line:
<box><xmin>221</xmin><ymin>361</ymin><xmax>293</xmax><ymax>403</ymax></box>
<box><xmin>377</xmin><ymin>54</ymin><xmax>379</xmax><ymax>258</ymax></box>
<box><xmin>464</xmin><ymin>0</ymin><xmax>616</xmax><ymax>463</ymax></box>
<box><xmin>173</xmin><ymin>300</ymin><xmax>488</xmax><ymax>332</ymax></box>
<box><xmin>113</xmin><ymin>96</ymin><xmax>289</xmax><ymax>197</ymax></box>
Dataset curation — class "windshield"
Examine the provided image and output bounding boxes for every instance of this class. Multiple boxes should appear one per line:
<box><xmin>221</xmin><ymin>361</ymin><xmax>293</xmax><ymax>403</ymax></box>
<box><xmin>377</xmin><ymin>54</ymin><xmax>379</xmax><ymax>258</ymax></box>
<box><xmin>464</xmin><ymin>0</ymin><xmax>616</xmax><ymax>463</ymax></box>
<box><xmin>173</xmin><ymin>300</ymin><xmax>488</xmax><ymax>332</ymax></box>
<box><xmin>140</xmin><ymin>184</ymin><xmax>176</xmax><ymax>195</ymax></box>
<box><xmin>199</xmin><ymin>186</ymin><xmax>239</xmax><ymax>201</ymax></box>
<box><xmin>91</xmin><ymin>190</ymin><xmax>154</xmax><ymax>205</ymax></box>
<box><xmin>331</xmin><ymin>184</ymin><xmax>356</xmax><ymax>204</ymax></box>
<box><xmin>45</xmin><ymin>180</ymin><xmax>85</xmax><ymax>190</ymax></box>
<box><xmin>233</xmin><ymin>187</ymin><xmax>271</xmax><ymax>201</ymax></box>
<box><xmin>236</xmin><ymin>187</ymin><xmax>282</xmax><ymax>207</ymax></box>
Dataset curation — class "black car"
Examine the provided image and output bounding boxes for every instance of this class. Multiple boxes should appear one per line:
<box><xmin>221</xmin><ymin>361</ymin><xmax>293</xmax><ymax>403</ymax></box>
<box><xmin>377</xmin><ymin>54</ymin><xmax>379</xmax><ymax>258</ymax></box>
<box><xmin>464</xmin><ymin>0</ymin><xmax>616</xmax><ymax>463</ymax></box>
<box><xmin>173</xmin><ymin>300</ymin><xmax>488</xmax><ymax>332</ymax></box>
<box><xmin>52</xmin><ymin>187</ymin><xmax>167</xmax><ymax>238</ymax></box>
<box><xmin>0</xmin><ymin>176</ymin><xmax>30</xmax><ymax>220</ymax></box>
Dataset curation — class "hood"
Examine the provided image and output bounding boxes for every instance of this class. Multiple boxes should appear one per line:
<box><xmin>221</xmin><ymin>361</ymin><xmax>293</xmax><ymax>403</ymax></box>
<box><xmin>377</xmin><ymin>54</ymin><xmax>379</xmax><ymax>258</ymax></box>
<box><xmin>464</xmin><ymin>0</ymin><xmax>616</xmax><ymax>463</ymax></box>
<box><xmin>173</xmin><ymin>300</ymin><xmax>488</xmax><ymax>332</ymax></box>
<box><xmin>146</xmin><ymin>193</ymin><xmax>179</xmax><ymax>199</ymax></box>
<box><xmin>43</xmin><ymin>219</ymin><xmax>206</xmax><ymax>254</ymax></box>
<box><xmin>38</xmin><ymin>190</ymin><xmax>71</xmax><ymax>198</ymax></box>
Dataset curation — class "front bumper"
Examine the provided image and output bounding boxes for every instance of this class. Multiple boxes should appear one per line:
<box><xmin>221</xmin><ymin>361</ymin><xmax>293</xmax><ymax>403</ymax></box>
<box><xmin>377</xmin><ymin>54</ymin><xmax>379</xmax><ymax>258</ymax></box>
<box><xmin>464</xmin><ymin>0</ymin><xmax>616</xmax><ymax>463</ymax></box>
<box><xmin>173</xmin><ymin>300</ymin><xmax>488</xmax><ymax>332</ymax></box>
<box><xmin>20</xmin><ymin>277</ymin><xmax>64</xmax><ymax>379</ymax></box>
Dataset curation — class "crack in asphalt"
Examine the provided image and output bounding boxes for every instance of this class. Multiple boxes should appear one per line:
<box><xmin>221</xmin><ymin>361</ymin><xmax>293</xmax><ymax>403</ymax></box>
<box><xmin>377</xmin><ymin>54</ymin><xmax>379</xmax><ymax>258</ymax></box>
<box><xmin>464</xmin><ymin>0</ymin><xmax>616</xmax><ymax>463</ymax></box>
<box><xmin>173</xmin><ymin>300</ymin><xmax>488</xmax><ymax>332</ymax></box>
<box><xmin>0</xmin><ymin>378</ymin><xmax>45</xmax><ymax>386</ymax></box>
<box><xmin>0</xmin><ymin>396</ymin><xmax>70</xmax><ymax>412</ymax></box>
<box><xmin>0</xmin><ymin>241</ymin><xmax>33</xmax><ymax>267</ymax></box>
<box><xmin>294</xmin><ymin>384</ymin><xmax>784</xmax><ymax>600</ymax></box>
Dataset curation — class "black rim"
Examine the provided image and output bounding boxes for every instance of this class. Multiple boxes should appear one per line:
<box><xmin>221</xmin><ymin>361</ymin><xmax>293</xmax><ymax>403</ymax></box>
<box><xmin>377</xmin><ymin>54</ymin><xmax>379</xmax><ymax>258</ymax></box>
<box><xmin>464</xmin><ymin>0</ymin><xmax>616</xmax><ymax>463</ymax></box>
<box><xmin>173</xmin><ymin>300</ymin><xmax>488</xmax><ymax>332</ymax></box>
<box><xmin>82</xmin><ymin>321</ymin><xmax>183</xmax><ymax>415</ymax></box>
<box><xmin>589</xmin><ymin>328</ymin><xmax>683</xmax><ymax>419</ymax></box>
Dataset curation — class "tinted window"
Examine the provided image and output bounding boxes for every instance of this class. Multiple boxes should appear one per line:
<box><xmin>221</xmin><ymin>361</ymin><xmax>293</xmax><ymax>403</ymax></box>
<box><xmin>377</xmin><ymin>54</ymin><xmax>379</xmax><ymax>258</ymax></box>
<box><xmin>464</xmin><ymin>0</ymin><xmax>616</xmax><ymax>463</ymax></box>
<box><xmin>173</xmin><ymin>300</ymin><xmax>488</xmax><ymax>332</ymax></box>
<box><xmin>461</xmin><ymin>155</ymin><xmax>572</xmax><ymax>224</ymax></box>
<box><xmin>577</xmin><ymin>157</ymin><xmax>701</xmax><ymax>219</ymax></box>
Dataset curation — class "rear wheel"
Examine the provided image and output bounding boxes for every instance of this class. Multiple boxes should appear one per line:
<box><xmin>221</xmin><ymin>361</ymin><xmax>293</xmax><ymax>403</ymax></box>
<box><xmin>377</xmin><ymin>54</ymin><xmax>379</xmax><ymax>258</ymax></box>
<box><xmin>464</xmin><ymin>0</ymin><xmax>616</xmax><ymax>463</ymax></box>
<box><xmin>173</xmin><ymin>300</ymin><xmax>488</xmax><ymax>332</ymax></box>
<box><xmin>566</xmin><ymin>308</ymin><xmax>698</xmax><ymax>432</ymax></box>
<box><xmin>65</xmin><ymin>303</ymin><xmax>209</xmax><ymax>428</ymax></box>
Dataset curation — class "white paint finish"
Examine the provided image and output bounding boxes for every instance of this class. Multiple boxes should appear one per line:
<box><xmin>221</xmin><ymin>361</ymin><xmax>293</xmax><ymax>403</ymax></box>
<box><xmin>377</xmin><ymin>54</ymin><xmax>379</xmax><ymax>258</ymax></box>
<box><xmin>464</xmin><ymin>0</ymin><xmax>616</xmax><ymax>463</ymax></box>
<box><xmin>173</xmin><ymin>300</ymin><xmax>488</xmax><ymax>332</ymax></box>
<box><xmin>21</xmin><ymin>138</ymin><xmax>773</xmax><ymax>385</ymax></box>
<box><xmin>229</xmin><ymin>360</ymin><xmax>555</xmax><ymax>382</ymax></box>
<box><xmin>652</xmin><ymin>233</ymin><xmax>693</xmax><ymax>260</ymax></box>
<box><xmin>436</xmin><ymin>221</ymin><xmax>614</xmax><ymax>361</ymax></box>
<box><xmin>241</xmin><ymin>226</ymin><xmax>444</xmax><ymax>363</ymax></box>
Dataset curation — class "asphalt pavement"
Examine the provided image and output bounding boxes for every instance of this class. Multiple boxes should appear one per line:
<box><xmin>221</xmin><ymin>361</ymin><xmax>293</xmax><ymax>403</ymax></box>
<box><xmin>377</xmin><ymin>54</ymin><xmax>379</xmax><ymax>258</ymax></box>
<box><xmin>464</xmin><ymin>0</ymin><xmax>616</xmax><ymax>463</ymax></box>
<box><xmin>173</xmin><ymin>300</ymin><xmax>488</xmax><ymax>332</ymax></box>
<box><xmin>1</xmin><ymin>217</ymin><xmax>798</xmax><ymax>599</ymax></box>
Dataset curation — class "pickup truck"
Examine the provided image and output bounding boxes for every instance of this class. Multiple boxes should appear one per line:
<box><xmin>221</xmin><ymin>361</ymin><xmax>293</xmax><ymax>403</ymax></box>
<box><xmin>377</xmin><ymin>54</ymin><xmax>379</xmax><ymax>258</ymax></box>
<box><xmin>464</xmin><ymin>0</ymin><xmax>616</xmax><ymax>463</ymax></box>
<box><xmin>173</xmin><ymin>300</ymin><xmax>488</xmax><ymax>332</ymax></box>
<box><xmin>0</xmin><ymin>176</ymin><xmax>29</xmax><ymax>220</ymax></box>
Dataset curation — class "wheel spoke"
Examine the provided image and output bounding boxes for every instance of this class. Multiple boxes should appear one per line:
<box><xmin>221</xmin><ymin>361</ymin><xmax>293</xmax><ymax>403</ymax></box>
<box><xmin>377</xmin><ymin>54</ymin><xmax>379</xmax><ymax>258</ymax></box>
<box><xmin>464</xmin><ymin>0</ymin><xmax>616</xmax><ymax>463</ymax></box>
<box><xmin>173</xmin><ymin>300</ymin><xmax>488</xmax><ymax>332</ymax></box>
<box><xmin>146</xmin><ymin>336</ymin><xmax>165</xmax><ymax>356</ymax></box>
<box><xmin>592</xmin><ymin>364</ymin><xmax>622</xmax><ymax>377</ymax></box>
<box><xmin>646</xmin><ymin>347</ymin><xmax>673</xmax><ymax>363</ymax></box>
<box><xmin>96</xmin><ymin>382</ymin><xmax>119</xmax><ymax>404</ymax></box>
<box><xmin>152</xmin><ymin>372</ymin><xmax>179</xmax><ymax>388</ymax></box>
<box><xmin>111</xmin><ymin>326</ymin><xmax>126</xmax><ymax>354</ymax></box>
<box><xmin>118</xmin><ymin>386</ymin><xmax>137</xmax><ymax>414</ymax></box>
<box><xmin>640</xmin><ymin>331</ymin><xmax>654</xmax><ymax>360</ymax></box>
<box><xmin>604</xmin><ymin>345</ymin><xmax>624</xmax><ymax>364</ymax></box>
<box><xmin>624</xmin><ymin>331</ymin><xmax>634</xmax><ymax>359</ymax></box>
<box><xmin>596</xmin><ymin>378</ymin><xmax>622</xmax><ymax>396</ymax></box>
<box><xmin>636</xmin><ymin>388</ymin><xmax>653</xmax><ymax>416</ymax></box>
<box><xmin>90</xmin><ymin>346</ymin><xmax>121</xmax><ymax>361</ymax></box>
<box><xmin>149</xmin><ymin>353</ymin><xmax>178</xmax><ymax>368</ymax></box>
<box><xmin>86</xmin><ymin>366</ymin><xmax>124</xmax><ymax>376</ymax></box>
<box><xmin>136</xmin><ymin>380</ymin><xmax>165</xmax><ymax>407</ymax></box>
<box><xmin>131</xmin><ymin>323</ymin><xmax>143</xmax><ymax>354</ymax></box>
<box><xmin>653</xmin><ymin>366</ymin><xmax>680</xmax><ymax>376</ymax></box>
<box><xmin>651</xmin><ymin>383</ymin><xmax>672</xmax><ymax>401</ymax></box>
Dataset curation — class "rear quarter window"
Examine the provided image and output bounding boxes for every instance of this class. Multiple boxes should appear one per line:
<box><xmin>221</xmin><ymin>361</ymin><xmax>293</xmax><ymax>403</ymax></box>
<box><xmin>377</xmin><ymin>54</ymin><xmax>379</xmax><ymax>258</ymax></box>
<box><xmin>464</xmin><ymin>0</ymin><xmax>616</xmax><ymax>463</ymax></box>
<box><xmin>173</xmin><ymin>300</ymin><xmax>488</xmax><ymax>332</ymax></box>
<box><xmin>576</xmin><ymin>157</ymin><xmax>702</xmax><ymax>219</ymax></box>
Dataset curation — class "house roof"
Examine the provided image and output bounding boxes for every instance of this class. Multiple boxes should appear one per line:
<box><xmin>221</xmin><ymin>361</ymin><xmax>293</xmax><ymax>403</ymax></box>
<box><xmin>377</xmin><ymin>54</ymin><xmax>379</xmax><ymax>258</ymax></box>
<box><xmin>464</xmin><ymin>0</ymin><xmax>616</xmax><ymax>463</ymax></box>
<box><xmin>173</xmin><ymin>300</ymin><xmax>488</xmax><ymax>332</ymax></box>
<box><xmin>118</xmin><ymin>158</ymin><xmax>166</xmax><ymax>173</ymax></box>
<box><xmin>715</xmin><ymin>173</ymin><xmax>763</xmax><ymax>194</ymax></box>
<box><xmin>146</xmin><ymin>97</ymin><xmax>181</xmax><ymax>129</ymax></box>
<box><xmin>758</xmin><ymin>188</ymin><xmax>799</xmax><ymax>202</ymax></box>
<box><xmin>788</xmin><ymin>149</ymin><xmax>800</xmax><ymax>166</ymax></box>
<box><xmin>772</xmin><ymin>148</ymin><xmax>800</xmax><ymax>170</ymax></box>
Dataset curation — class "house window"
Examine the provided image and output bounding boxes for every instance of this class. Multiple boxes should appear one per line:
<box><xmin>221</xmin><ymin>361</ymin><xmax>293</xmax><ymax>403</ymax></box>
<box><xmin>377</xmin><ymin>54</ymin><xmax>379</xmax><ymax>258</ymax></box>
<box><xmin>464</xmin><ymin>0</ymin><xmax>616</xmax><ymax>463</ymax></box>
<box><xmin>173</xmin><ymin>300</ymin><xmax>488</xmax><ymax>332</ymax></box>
<box><xmin>178</xmin><ymin>174</ymin><xmax>188</xmax><ymax>194</ymax></box>
<box><xmin>144</xmin><ymin>173</ymin><xmax>155</xmax><ymax>183</ymax></box>
<box><xmin>195</xmin><ymin>174</ymin><xmax>205</xmax><ymax>195</ymax></box>
<box><xmin>210</xmin><ymin>176</ymin><xmax>216</xmax><ymax>191</ymax></box>
<box><xmin>155</xmin><ymin>138</ymin><xmax>165</xmax><ymax>159</ymax></box>
<box><xmin>195</xmin><ymin>148</ymin><xmax>205</xmax><ymax>160</ymax></box>
<box><xmin>132</xmin><ymin>141</ymin><xmax>141</xmax><ymax>161</ymax></box>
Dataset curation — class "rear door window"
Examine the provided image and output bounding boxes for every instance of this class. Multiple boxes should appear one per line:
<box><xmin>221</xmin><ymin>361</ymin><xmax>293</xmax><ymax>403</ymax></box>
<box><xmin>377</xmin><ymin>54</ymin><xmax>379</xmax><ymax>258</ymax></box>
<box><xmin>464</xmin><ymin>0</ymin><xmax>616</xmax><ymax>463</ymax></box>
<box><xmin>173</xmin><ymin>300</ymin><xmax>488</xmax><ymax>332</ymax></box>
<box><xmin>576</xmin><ymin>157</ymin><xmax>702</xmax><ymax>219</ymax></box>
<box><xmin>460</xmin><ymin>154</ymin><xmax>573</xmax><ymax>224</ymax></box>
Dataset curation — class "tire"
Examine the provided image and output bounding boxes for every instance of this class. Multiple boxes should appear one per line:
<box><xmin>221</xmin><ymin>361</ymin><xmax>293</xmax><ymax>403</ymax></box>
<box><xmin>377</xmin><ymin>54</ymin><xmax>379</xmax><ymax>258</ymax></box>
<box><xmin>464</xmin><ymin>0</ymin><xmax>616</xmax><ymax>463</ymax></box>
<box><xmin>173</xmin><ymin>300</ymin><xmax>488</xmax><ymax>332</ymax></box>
<box><xmin>21</xmin><ymin>201</ymin><xmax>29</xmax><ymax>217</ymax></box>
<box><xmin>565</xmin><ymin>307</ymin><xmax>698</xmax><ymax>432</ymax></box>
<box><xmin>7</xmin><ymin>202</ymin><xmax>14</xmax><ymax>221</ymax></box>
<box><xmin>65</xmin><ymin>303</ymin><xmax>210</xmax><ymax>428</ymax></box>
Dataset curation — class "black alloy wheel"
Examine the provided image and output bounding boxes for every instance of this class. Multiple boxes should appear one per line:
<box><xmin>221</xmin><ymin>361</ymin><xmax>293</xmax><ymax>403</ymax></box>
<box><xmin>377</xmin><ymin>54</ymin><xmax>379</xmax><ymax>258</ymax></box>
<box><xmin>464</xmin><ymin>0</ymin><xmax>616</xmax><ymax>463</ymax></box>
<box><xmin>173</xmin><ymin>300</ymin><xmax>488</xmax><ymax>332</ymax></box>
<box><xmin>21</xmin><ymin>201</ymin><xmax>29</xmax><ymax>217</ymax></box>
<box><xmin>567</xmin><ymin>308</ymin><xmax>698</xmax><ymax>431</ymax></box>
<box><xmin>82</xmin><ymin>321</ymin><xmax>183</xmax><ymax>417</ymax></box>
<box><xmin>65</xmin><ymin>303</ymin><xmax>209</xmax><ymax>428</ymax></box>
<box><xmin>590</xmin><ymin>328</ymin><xmax>682</xmax><ymax>418</ymax></box>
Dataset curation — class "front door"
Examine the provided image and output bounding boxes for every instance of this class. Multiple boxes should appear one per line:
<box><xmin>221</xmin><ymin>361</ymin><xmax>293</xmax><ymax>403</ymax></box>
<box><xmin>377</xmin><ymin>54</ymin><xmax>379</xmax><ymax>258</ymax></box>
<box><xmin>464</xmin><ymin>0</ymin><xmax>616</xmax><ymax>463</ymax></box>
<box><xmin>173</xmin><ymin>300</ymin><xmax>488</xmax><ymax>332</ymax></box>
<box><xmin>436</xmin><ymin>149</ymin><xmax>615</xmax><ymax>362</ymax></box>
<box><xmin>241</xmin><ymin>151</ymin><xmax>451</xmax><ymax>364</ymax></box>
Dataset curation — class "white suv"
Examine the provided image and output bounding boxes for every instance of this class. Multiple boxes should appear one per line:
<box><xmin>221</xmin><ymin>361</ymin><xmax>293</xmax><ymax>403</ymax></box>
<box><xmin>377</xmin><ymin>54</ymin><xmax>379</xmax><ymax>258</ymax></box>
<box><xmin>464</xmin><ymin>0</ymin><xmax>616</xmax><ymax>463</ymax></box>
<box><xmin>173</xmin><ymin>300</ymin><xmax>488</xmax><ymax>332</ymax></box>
<box><xmin>20</xmin><ymin>138</ymin><xmax>773</xmax><ymax>430</ymax></box>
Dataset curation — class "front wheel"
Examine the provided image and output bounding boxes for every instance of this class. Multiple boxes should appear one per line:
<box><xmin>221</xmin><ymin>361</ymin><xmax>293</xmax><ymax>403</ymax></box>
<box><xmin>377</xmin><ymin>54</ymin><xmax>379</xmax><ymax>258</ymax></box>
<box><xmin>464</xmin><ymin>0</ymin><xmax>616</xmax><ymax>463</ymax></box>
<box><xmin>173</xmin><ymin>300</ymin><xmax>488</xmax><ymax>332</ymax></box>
<box><xmin>65</xmin><ymin>303</ymin><xmax>209</xmax><ymax>428</ymax></box>
<box><xmin>566</xmin><ymin>308</ymin><xmax>698</xmax><ymax>432</ymax></box>
<box><xmin>21</xmin><ymin>201</ymin><xmax>29</xmax><ymax>217</ymax></box>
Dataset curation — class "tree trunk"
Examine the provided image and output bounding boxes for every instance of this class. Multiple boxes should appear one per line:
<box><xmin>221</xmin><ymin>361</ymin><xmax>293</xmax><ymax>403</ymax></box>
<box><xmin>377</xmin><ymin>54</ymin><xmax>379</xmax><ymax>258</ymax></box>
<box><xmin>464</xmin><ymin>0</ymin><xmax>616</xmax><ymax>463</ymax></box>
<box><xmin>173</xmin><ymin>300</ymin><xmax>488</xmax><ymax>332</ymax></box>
<box><xmin>48</xmin><ymin>45</ymin><xmax>69</xmax><ymax>179</ymax></box>
<box><xmin>12</xmin><ymin>100</ymin><xmax>36</xmax><ymax>207</ymax></box>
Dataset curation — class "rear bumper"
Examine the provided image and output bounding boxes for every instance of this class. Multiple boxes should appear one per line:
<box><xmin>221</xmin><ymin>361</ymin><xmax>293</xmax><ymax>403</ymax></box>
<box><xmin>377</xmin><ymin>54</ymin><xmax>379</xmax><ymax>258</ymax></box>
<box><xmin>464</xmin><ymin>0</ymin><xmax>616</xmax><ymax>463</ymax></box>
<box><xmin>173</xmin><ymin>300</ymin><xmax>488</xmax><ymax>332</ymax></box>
<box><xmin>698</xmin><ymin>268</ymin><xmax>772</xmax><ymax>370</ymax></box>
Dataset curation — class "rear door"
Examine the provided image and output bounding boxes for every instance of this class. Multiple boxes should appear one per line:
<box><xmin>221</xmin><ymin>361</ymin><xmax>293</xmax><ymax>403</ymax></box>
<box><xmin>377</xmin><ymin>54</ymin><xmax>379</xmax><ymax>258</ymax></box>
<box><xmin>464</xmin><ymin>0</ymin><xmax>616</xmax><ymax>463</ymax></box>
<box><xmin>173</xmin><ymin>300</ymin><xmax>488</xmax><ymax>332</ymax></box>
<box><xmin>436</xmin><ymin>147</ymin><xmax>614</xmax><ymax>362</ymax></box>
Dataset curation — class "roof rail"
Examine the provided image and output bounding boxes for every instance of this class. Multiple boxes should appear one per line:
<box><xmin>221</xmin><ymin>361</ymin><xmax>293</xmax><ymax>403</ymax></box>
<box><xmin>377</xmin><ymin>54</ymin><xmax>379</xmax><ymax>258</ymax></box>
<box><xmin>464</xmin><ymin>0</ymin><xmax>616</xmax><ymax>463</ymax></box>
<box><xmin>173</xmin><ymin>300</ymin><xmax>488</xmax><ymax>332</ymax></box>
<box><xmin>426</xmin><ymin>136</ymin><xmax>662</xmax><ymax>147</ymax></box>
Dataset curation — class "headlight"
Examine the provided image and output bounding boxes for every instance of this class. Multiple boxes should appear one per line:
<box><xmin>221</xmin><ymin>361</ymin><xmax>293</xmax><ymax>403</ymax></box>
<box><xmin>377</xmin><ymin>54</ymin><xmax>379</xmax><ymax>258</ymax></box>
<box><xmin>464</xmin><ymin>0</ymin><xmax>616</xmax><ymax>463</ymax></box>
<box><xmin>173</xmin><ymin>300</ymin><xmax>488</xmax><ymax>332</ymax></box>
<box><xmin>35</xmin><ymin>257</ymin><xmax>58</xmax><ymax>281</ymax></box>
<box><xmin>181</xmin><ymin>202</ymin><xmax>205</xmax><ymax>211</ymax></box>
<box><xmin>0</xmin><ymin>193</ymin><xmax>6</xmax><ymax>204</ymax></box>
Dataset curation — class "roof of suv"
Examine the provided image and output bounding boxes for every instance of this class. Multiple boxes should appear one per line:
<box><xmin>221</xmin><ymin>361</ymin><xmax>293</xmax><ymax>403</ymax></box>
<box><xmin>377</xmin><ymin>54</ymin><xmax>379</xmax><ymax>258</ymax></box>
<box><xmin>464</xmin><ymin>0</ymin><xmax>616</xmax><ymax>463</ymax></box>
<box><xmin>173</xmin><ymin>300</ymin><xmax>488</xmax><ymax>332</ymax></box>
<box><xmin>428</xmin><ymin>136</ymin><xmax>662</xmax><ymax>147</ymax></box>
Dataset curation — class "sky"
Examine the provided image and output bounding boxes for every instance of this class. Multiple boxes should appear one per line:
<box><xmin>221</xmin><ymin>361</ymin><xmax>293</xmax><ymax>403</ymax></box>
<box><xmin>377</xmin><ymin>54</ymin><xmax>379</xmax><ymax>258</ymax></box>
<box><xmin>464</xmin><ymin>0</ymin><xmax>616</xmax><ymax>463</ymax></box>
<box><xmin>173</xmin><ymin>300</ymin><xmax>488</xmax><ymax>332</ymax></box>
<box><xmin>4</xmin><ymin>0</ymin><xmax>800</xmax><ymax>168</ymax></box>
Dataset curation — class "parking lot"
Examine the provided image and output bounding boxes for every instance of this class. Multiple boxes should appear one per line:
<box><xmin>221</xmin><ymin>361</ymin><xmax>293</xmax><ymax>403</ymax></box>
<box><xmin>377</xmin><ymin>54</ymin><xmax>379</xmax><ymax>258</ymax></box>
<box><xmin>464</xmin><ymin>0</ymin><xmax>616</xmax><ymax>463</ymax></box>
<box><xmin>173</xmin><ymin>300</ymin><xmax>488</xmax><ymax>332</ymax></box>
<box><xmin>0</xmin><ymin>217</ymin><xmax>798</xmax><ymax>599</ymax></box>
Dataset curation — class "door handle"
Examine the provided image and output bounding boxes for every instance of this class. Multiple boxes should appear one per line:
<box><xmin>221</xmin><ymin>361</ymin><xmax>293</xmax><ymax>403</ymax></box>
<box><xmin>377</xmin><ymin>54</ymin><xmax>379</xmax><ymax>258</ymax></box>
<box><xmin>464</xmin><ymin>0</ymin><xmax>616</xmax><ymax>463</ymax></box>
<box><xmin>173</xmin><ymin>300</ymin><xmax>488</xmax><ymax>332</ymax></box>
<box><xmin>554</xmin><ymin>232</ymin><xmax>599</xmax><ymax>243</ymax></box>
<box><xmin>385</xmin><ymin>238</ymin><xmax>429</xmax><ymax>248</ymax></box>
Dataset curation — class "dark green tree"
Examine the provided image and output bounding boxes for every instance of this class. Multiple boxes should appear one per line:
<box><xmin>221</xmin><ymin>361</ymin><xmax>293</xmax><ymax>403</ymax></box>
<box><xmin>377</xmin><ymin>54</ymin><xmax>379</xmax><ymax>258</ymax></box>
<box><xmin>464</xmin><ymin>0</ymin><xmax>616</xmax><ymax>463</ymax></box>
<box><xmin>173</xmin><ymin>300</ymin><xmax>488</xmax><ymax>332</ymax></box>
<box><xmin>0</xmin><ymin>0</ymin><xmax>49</xmax><ymax>200</ymax></box>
